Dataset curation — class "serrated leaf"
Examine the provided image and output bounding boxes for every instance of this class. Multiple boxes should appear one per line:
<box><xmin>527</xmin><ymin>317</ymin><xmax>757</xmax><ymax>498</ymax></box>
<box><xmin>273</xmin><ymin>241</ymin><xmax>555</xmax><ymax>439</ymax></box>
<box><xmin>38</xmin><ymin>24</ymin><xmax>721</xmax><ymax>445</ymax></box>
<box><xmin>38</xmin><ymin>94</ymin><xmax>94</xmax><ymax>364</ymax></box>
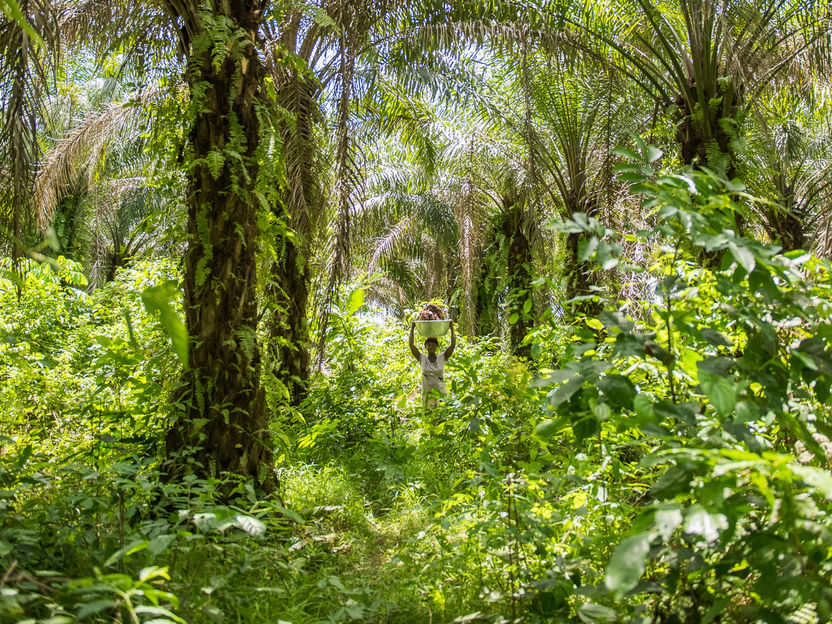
<box><xmin>205</xmin><ymin>150</ymin><xmax>225</xmax><ymax>180</ymax></box>
<box><xmin>618</xmin><ymin>171</ymin><xmax>648</xmax><ymax>183</ymax></box>
<box><xmin>612</xmin><ymin>146</ymin><xmax>641</xmax><ymax>162</ymax></box>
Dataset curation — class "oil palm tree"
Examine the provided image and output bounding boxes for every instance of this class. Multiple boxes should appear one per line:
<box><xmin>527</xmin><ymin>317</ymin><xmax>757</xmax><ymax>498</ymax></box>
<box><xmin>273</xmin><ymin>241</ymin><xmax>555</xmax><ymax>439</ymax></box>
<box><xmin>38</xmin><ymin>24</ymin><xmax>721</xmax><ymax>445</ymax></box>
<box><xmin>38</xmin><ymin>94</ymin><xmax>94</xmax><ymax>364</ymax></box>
<box><xmin>743</xmin><ymin>89</ymin><xmax>832</xmax><ymax>253</ymax></box>
<box><xmin>259</xmin><ymin>0</ymin><xmax>546</xmax><ymax>399</ymax></box>
<box><xmin>358</xmin><ymin>109</ymin><xmax>552</xmax><ymax>353</ymax></box>
<box><xmin>44</xmin><ymin>0</ymin><xmax>278</xmax><ymax>490</ymax></box>
<box><xmin>34</xmin><ymin>77</ymin><xmax>179</xmax><ymax>285</ymax></box>
<box><xmin>0</xmin><ymin>0</ymin><xmax>53</xmax><ymax>283</ymax></box>
<box><xmin>560</xmin><ymin>0</ymin><xmax>830</xmax><ymax>178</ymax></box>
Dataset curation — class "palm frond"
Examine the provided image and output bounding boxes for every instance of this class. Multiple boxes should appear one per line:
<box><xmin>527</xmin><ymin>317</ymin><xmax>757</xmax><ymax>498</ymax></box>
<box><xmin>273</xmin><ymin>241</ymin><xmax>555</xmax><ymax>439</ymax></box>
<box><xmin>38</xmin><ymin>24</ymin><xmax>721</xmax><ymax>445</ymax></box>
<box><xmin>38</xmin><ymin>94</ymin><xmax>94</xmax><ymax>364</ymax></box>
<box><xmin>34</xmin><ymin>87</ymin><xmax>157</xmax><ymax>227</ymax></box>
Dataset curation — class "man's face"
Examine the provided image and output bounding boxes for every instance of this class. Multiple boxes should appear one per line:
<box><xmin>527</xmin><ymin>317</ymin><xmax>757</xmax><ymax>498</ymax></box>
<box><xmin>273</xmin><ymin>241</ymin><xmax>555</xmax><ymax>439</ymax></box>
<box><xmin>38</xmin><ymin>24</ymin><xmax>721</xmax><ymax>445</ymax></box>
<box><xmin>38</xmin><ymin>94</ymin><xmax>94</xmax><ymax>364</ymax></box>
<box><xmin>425</xmin><ymin>340</ymin><xmax>438</xmax><ymax>354</ymax></box>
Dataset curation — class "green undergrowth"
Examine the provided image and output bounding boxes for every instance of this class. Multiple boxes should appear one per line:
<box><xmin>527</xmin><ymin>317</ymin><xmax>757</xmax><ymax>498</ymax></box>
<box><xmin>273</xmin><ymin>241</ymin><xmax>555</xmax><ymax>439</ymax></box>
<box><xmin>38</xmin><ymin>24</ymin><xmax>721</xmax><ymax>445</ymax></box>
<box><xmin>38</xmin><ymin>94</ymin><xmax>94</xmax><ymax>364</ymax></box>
<box><xmin>5</xmin><ymin>157</ymin><xmax>832</xmax><ymax>623</ymax></box>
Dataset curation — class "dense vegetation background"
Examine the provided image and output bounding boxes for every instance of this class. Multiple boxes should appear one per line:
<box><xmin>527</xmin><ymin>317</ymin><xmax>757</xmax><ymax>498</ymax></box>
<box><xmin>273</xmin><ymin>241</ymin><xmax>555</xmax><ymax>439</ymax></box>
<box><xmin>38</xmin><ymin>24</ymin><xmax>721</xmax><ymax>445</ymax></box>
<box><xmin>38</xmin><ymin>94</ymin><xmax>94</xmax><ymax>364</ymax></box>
<box><xmin>3</xmin><ymin>1</ymin><xmax>832</xmax><ymax>622</ymax></box>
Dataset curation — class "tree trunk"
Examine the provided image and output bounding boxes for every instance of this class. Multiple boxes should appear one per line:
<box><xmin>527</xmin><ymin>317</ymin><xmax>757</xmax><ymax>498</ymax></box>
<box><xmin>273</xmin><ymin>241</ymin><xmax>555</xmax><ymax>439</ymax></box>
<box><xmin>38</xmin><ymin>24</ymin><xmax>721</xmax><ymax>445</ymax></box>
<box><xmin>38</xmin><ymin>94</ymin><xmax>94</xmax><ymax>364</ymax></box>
<box><xmin>563</xmin><ymin>190</ymin><xmax>601</xmax><ymax>318</ymax></box>
<box><xmin>503</xmin><ymin>201</ymin><xmax>533</xmax><ymax>359</ymax></box>
<box><xmin>266</xmin><ymin>232</ymin><xmax>311</xmax><ymax>407</ymax></box>
<box><xmin>675</xmin><ymin>79</ymin><xmax>739</xmax><ymax>180</ymax></box>
<box><xmin>564</xmin><ymin>230</ymin><xmax>599</xmax><ymax>317</ymax></box>
<box><xmin>264</xmin><ymin>71</ymin><xmax>320</xmax><ymax>406</ymax></box>
<box><xmin>766</xmin><ymin>197</ymin><xmax>807</xmax><ymax>253</ymax></box>
<box><xmin>165</xmin><ymin>0</ymin><xmax>276</xmax><ymax>494</ymax></box>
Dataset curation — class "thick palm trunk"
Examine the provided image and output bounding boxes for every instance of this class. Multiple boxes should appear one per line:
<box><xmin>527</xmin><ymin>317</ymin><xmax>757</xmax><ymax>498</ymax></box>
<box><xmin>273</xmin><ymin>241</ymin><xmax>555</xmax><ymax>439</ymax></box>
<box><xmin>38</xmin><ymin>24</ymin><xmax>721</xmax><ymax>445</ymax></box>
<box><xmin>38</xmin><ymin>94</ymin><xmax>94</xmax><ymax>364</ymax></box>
<box><xmin>266</xmin><ymin>234</ymin><xmax>310</xmax><ymax>406</ymax></box>
<box><xmin>503</xmin><ymin>203</ymin><xmax>533</xmax><ymax>359</ymax></box>
<box><xmin>564</xmin><ymin>231</ymin><xmax>599</xmax><ymax>315</ymax></box>
<box><xmin>165</xmin><ymin>0</ymin><xmax>276</xmax><ymax>493</ymax></box>
<box><xmin>766</xmin><ymin>200</ymin><xmax>807</xmax><ymax>253</ymax></box>
<box><xmin>563</xmin><ymin>192</ymin><xmax>601</xmax><ymax>318</ymax></box>
<box><xmin>676</xmin><ymin>81</ymin><xmax>739</xmax><ymax>180</ymax></box>
<box><xmin>265</xmin><ymin>72</ymin><xmax>320</xmax><ymax>406</ymax></box>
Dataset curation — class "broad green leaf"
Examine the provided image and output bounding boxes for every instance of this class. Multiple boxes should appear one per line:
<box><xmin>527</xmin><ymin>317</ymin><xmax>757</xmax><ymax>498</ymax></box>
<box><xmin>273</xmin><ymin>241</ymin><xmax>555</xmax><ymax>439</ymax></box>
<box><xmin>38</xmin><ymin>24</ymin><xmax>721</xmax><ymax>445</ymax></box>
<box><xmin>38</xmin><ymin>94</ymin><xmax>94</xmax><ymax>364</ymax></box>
<box><xmin>346</xmin><ymin>288</ymin><xmax>364</xmax><ymax>316</ymax></box>
<box><xmin>532</xmin><ymin>369</ymin><xmax>575</xmax><ymax>387</ymax></box>
<box><xmin>597</xmin><ymin>242</ymin><xmax>618</xmax><ymax>270</ymax></box>
<box><xmin>684</xmin><ymin>506</ymin><xmax>727</xmax><ymax>542</ymax></box>
<box><xmin>650</xmin><ymin>463</ymin><xmax>695</xmax><ymax>499</ymax></box>
<box><xmin>139</xmin><ymin>566</ymin><xmax>171</xmax><ymax>582</ymax></box>
<box><xmin>535</xmin><ymin>418</ymin><xmax>566</xmax><ymax>440</ymax></box>
<box><xmin>76</xmin><ymin>600</ymin><xmax>116</xmax><ymax>620</ymax></box>
<box><xmin>706</xmin><ymin>378</ymin><xmax>736</xmax><ymax>416</ymax></box>
<box><xmin>653</xmin><ymin>506</ymin><xmax>683</xmax><ymax>540</ymax></box>
<box><xmin>700</xmin><ymin>328</ymin><xmax>732</xmax><ymax>347</ymax></box>
<box><xmin>104</xmin><ymin>540</ymin><xmax>148</xmax><ymax>567</ymax></box>
<box><xmin>791</xmin><ymin>464</ymin><xmax>832</xmax><ymax>499</ymax></box>
<box><xmin>605</xmin><ymin>532</ymin><xmax>651</xmax><ymax>593</ymax></box>
<box><xmin>598</xmin><ymin>375</ymin><xmax>636</xmax><ymax>410</ymax></box>
<box><xmin>634</xmin><ymin>393</ymin><xmax>655</xmax><ymax>423</ymax></box>
<box><xmin>141</xmin><ymin>281</ymin><xmax>188</xmax><ymax>366</ymax></box>
<box><xmin>549</xmin><ymin>374</ymin><xmax>584</xmax><ymax>407</ymax></box>
<box><xmin>728</xmin><ymin>242</ymin><xmax>755</xmax><ymax>274</ymax></box>
<box><xmin>234</xmin><ymin>514</ymin><xmax>266</xmax><ymax>536</ymax></box>
<box><xmin>579</xmin><ymin>237</ymin><xmax>599</xmax><ymax>262</ymax></box>
<box><xmin>148</xmin><ymin>534</ymin><xmax>175</xmax><ymax>556</ymax></box>
<box><xmin>134</xmin><ymin>605</ymin><xmax>184</xmax><ymax>622</ymax></box>
<box><xmin>578</xmin><ymin>602</ymin><xmax>617</xmax><ymax>622</ymax></box>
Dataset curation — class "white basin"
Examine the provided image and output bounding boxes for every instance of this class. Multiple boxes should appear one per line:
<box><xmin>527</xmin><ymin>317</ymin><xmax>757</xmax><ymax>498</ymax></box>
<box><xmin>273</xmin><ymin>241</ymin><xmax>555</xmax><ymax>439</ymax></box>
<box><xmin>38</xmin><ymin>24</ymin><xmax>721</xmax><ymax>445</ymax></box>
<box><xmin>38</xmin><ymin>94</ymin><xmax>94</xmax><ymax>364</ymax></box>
<box><xmin>415</xmin><ymin>320</ymin><xmax>450</xmax><ymax>337</ymax></box>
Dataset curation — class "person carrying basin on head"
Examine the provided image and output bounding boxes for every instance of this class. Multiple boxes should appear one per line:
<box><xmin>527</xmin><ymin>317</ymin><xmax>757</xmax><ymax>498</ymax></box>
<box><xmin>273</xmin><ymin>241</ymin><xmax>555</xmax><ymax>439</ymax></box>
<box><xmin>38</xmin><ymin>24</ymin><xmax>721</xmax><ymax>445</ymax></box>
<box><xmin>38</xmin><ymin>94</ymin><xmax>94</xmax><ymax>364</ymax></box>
<box><xmin>409</xmin><ymin>306</ymin><xmax>456</xmax><ymax>408</ymax></box>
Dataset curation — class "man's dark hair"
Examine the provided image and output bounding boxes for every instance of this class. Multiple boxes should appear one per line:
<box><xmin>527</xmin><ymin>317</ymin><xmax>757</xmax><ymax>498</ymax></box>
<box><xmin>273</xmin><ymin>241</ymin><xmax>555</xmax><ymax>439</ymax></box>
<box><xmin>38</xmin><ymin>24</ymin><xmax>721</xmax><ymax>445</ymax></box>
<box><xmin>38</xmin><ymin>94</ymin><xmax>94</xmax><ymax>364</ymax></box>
<box><xmin>424</xmin><ymin>337</ymin><xmax>439</xmax><ymax>346</ymax></box>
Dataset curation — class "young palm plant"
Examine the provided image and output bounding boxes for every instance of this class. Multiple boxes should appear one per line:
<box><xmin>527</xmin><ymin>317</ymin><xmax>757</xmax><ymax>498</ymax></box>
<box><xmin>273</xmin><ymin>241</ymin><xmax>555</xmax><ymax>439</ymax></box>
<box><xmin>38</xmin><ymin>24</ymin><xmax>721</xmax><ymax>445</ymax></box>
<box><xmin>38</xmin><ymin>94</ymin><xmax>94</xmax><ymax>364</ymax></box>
<box><xmin>743</xmin><ymin>88</ymin><xmax>832</xmax><ymax>253</ymax></box>
<box><xmin>34</xmin><ymin>75</ymin><xmax>178</xmax><ymax>285</ymax></box>
<box><xmin>519</xmin><ymin>53</ymin><xmax>630</xmax><ymax>315</ymax></box>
